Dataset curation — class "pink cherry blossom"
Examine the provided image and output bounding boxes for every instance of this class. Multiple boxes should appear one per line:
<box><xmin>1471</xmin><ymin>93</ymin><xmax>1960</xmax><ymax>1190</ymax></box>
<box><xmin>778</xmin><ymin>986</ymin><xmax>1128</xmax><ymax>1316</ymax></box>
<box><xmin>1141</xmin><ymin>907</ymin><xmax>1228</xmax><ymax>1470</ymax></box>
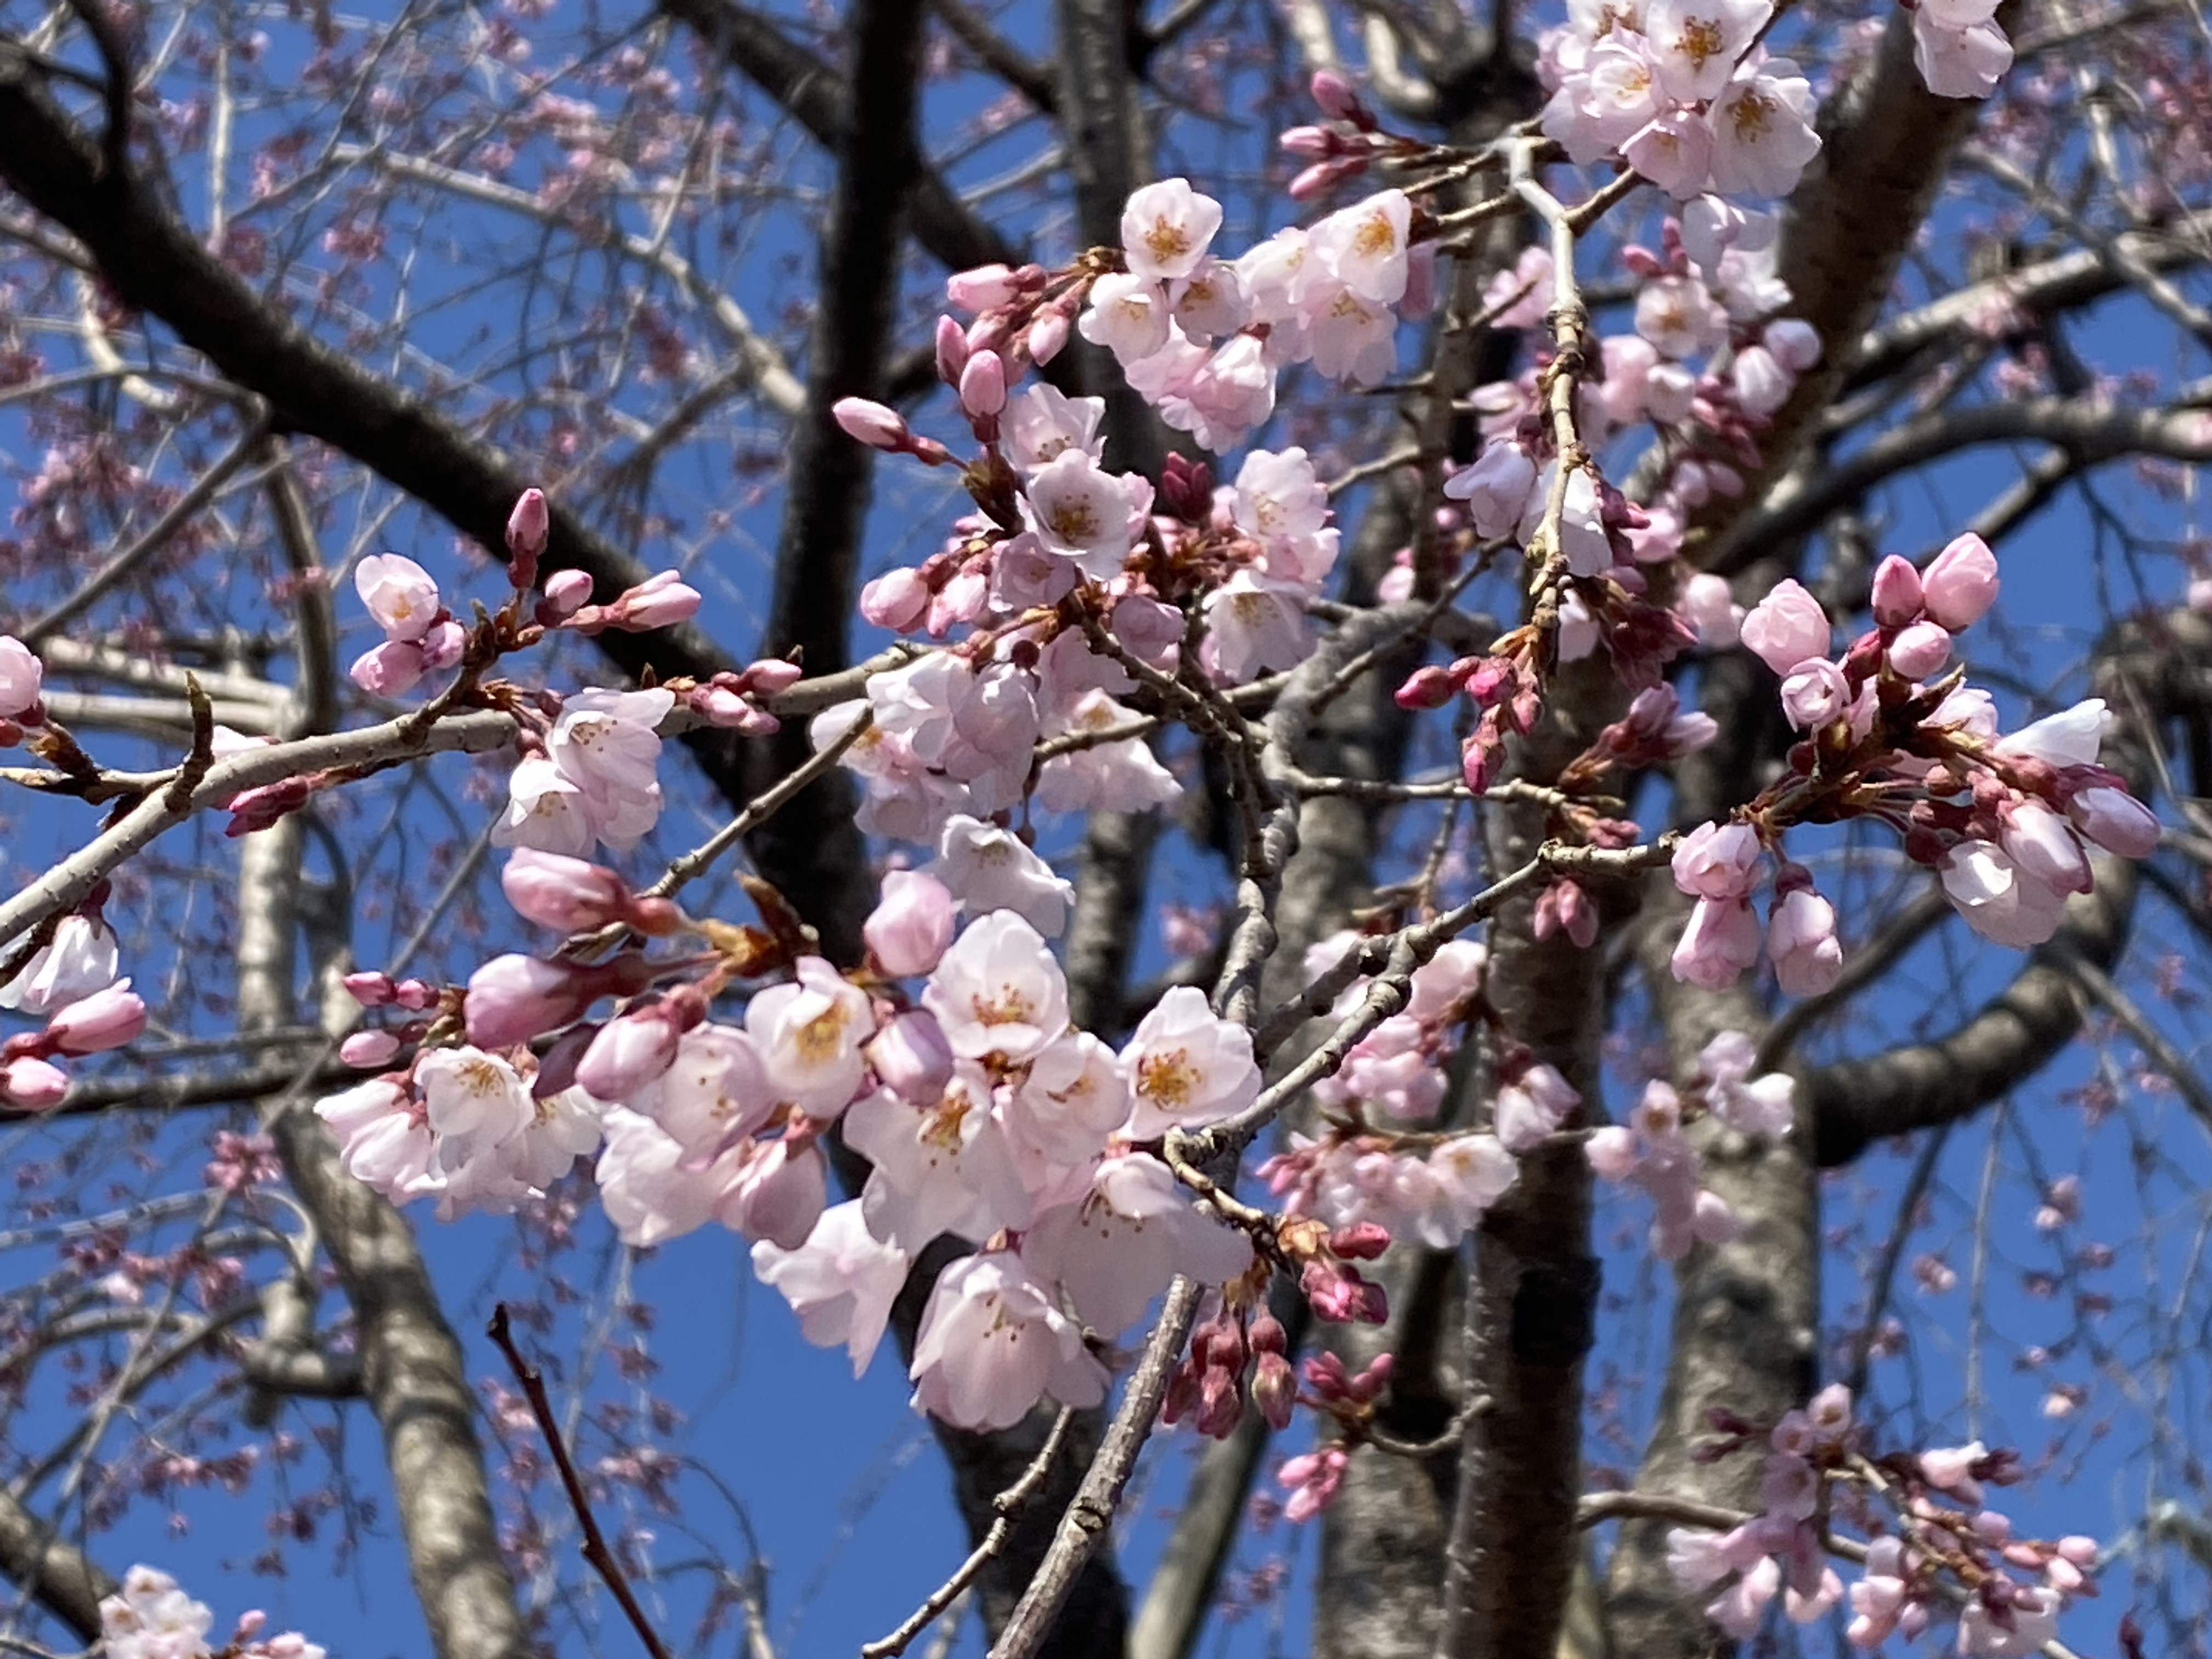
<box><xmin>1</xmin><ymin>913</ymin><xmax>119</xmax><ymax>1013</ymax></box>
<box><xmin>1018</xmin><ymin>450</ymin><xmax>1138</xmax><ymax>580</ymax></box>
<box><xmin>1739</xmin><ymin>578</ymin><xmax>1830</xmax><ymax>674</ymax></box>
<box><xmin>927</xmin><ymin>815</ymin><xmax>1075</xmax><ymax>938</ymax></box>
<box><xmin>922</xmin><ymin>911</ymin><xmax>1069</xmax><ymax>1063</ymax></box>
<box><xmin>846</xmin><ymin>1069</ymin><xmax>1031</xmax><ymax>1249</ymax></box>
<box><xmin>1310</xmin><ymin>190</ymin><xmax>1412</xmax><ymax>304</ymax></box>
<box><xmin>1023</xmin><ymin>1153</ymin><xmax>1254</xmax><ymax>1333</ymax></box>
<box><xmin>751</xmin><ymin>1199</ymin><xmax>908</xmax><ymax>1375</ymax></box>
<box><xmin>354</xmin><ymin>552</ymin><xmax>440</xmax><ymax>642</ymax></box>
<box><xmin>1913</xmin><ymin>13</ymin><xmax>2013</xmax><ymax>98</ymax></box>
<box><xmin>1644</xmin><ymin>0</ymin><xmax>1771</xmax><ymax>101</ymax></box>
<box><xmin>747</xmin><ymin>956</ymin><xmax>876</xmax><ymax>1118</ymax></box>
<box><xmin>1203</xmin><ymin>571</ymin><xmax>1312</xmax><ymax>681</ymax></box>
<box><xmin>1119</xmin><ymin>985</ymin><xmax>1261</xmax><ymax>1138</ymax></box>
<box><xmin>1706</xmin><ymin>60</ymin><xmax>1821</xmax><ymax>199</ymax></box>
<box><xmin>1077</xmin><ymin>271</ymin><xmax>1173</xmax><ymax>363</ymax></box>
<box><xmin>909</xmin><ymin>1252</ymin><xmax>1109</xmax><ymax>1430</ymax></box>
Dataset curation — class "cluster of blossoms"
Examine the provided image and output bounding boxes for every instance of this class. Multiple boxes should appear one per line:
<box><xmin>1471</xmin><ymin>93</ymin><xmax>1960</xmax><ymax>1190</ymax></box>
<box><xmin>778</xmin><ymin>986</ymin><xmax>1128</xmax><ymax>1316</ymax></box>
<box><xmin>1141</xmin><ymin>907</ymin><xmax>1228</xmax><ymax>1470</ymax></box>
<box><xmin>1669</xmin><ymin>535</ymin><xmax>2161</xmax><ymax>992</ymax></box>
<box><xmin>1541</xmin><ymin>0</ymin><xmax>1823</xmax><ymax>201</ymax></box>
<box><xmin>1584</xmin><ymin>1030</ymin><xmax>1792</xmax><ymax>1260</ymax></box>
<box><xmin>99</xmin><ymin>1566</ymin><xmax>323</xmax><ymax>1659</ymax></box>
<box><xmin>0</xmin><ymin>905</ymin><xmax>149</xmax><ymax>1108</ymax></box>
<box><xmin>1257</xmin><ymin>935</ymin><xmax>1533</xmax><ymax>1250</ymax></box>
<box><xmin>1665</xmin><ymin>1389</ymin><xmax>2094</xmax><ymax>1656</ymax></box>
<box><xmin>1540</xmin><ymin>0</ymin><xmax>2008</xmax><ymax>219</ymax></box>
<box><xmin>321</xmin><ymin>827</ymin><xmax>1307</xmax><ymax>1430</ymax></box>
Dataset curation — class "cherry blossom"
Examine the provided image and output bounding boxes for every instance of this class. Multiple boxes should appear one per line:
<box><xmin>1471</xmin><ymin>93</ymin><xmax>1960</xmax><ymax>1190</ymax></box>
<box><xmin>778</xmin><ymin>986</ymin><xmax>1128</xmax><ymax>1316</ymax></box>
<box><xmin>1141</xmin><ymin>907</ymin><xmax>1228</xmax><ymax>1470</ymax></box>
<box><xmin>910</xmin><ymin>1252</ymin><xmax>1110</xmax><ymax>1430</ymax></box>
<box><xmin>1119</xmin><ymin>986</ymin><xmax>1260</xmax><ymax>1138</ymax></box>
<box><xmin>751</xmin><ymin>1199</ymin><xmax>909</xmax><ymax>1375</ymax></box>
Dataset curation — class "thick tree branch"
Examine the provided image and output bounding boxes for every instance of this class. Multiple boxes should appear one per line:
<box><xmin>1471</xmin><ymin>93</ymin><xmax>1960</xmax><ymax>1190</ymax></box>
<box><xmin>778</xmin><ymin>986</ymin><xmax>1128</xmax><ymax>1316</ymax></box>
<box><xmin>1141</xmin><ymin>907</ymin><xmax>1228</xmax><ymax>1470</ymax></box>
<box><xmin>0</xmin><ymin>1485</ymin><xmax>114</xmax><ymax>1642</ymax></box>
<box><xmin>1716</xmin><ymin>397</ymin><xmax>2212</xmax><ymax>574</ymax></box>
<box><xmin>1685</xmin><ymin>5</ymin><xmax>1997</xmax><ymax>563</ymax></box>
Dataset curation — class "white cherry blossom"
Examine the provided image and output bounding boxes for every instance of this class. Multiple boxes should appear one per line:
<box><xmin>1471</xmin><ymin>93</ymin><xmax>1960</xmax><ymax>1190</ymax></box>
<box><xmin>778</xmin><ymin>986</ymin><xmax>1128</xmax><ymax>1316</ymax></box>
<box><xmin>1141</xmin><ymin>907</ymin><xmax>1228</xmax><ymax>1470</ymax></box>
<box><xmin>751</xmin><ymin>1199</ymin><xmax>909</xmax><ymax>1375</ymax></box>
<box><xmin>1022</xmin><ymin>1153</ymin><xmax>1254</xmax><ymax>1334</ymax></box>
<box><xmin>845</xmin><ymin>1069</ymin><xmax>1032</xmax><ymax>1250</ymax></box>
<box><xmin>1119</xmin><ymin>985</ymin><xmax>1261</xmax><ymax>1138</ymax></box>
<box><xmin>1120</xmin><ymin>177</ymin><xmax>1223</xmax><ymax>282</ymax></box>
<box><xmin>927</xmin><ymin>815</ymin><xmax>1076</xmax><ymax>938</ymax></box>
<box><xmin>909</xmin><ymin>1252</ymin><xmax>1109</xmax><ymax>1430</ymax></box>
<box><xmin>923</xmin><ymin>911</ymin><xmax>1070</xmax><ymax>1063</ymax></box>
<box><xmin>746</xmin><ymin>956</ymin><xmax>876</xmax><ymax>1118</ymax></box>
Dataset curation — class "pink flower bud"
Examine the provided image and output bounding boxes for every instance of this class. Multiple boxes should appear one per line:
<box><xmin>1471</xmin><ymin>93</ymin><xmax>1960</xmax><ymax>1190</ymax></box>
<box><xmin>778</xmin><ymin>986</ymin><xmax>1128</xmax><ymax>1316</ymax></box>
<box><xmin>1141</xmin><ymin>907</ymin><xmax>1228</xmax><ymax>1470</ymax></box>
<box><xmin>1393</xmin><ymin>664</ymin><xmax>1458</xmax><ymax>710</ymax></box>
<box><xmin>1767</xmin><ymin>887</ymin><xmax>1842</xmax><ymax>997</ymax></box>
<box><xmin>1251</xmin><ymin>1351</ymin><xmax>1296</xmax><ymax>1429</ymax></box>
<box><xmin>503</xmin><ymin>848</ymin><xmax>632</xmax><ymax>932</ymax></box>
<box><xmin>575</xmin><ymin>1003</ymin><xmax>685</xmax><ymax>1099</ymax></box>
<box><xmin>2</xmin><ymin>1055</ymin><xmax>68</xmax><ymax>1109</ymax></box>
<box><xmin>610</xmin><ymin>570</ymin><xmax>702</xmax><ymax>631</ymax></box>
<box><xmin>2067</xmin><ymin>783</ymin><xmax>2159</xmax><ymax>858</ymax></box>
<box><xmin>0</xmin><ymin>636</ymin><xmax>44</xmax><ymax>719</ymax></box>
<box><xmin>935</xmin><ymin>313</ymin><xmax>971</xmax><ymax>384</ymax></box>
<box><xmin>1763</xmin><ymin>319</ymin><xmax>1821</xmax><ymax>375</ymax></box>
<box><xmin>864</xmin><ymin>1008</ymin><xmax>955</xmax><ymax>1104</ymax></box>
<box><xmin>392</xmin><ymin>978</ymin><xmax>438</xmax><ymax>1012</ymax></box>
<box><xmin>341</xmin><ymin>1030</ymin><xmax>402</xmax><ymax>1068</ymax></box>
<box><xmin>1026</xmin><ymin>310</ymin><xmax>1069</xmax><ymax>365</ymax></box>
<box><xmin>539</xmin><ymin>569</ymin><xmax>594</xmax><ymax>622</ymax></box>
<box><xmin>742</xmin><ymin>659</ymin><xmax>803</xmax><ymax>697</ymax></box>
<box><xmin>418</xmin><ymin>618</ymin><xmax>467</xmax><ymax>672</ymax></box>
<box><xmin>946</xmin><ymin>262</ymin><xmax>1020</xmax><ymax>313</ymax></box>
<box><xmin>1779</xmin><ymin>658</ymin><xmax>1851</xmax><ymax>730</ymax></box>
<box><xmin>349</xmin><ymin>640</ymin><xmax>427</xmax><ymax>697</ymax></box>
<box><xmin>1670</xmin><ymin>896</ymin><xmax>1762</xmax><ymax>991</ymax></box>
<box><xmin>506</xmin><ymin>487</ymin><xmax>551</xmax><ymax>589</ymax></box>
<box><xmin>345</xmin><ymin>971</ymin><xmax>397</xmax><ymax>1007</ymax></box>
<box><xmin>1585</xmin><ymin>1125</ymin><xmax>1640</xmax><ymax>1181</ymax></box>
<box><xmin>464</xmin><ymin>954</ymin><xmax>601</xmax><ymax>1048</ymax></box>
<box><xmin>1886</xmin><ymin>620</ymin><xmax>1951</xmax><ymax>680</ymax></box>
<box><xmin>958</xmin><ymin>349</ymin><xmax>1008</xmax><ymax>419</ymax></box>
<box><xmin>1740</xmin><ymin>578</ymin><xmax>1831</xmax><ymax>675</ymax></box>
<box><xmin>1310</xmin><ymin>67</ymin><xmax>1367</xmax><ymax>124</ymax></box>
<box><xmin>1922</xmin><ymin>533</ymin><xmax>2000</xmax><ymax>631</ymax></box>
<box><xmin>46</xmin><ymin>980</ymin><xmax>146</xmax><ymax>1053</ymax></box>
<box><xmin>1329</xmin><ymin>1221</ymin><xmax>1390</xmax><ymax>1260</ymax></box>
<box><xmin>833</xmin><ymin>397</ymin><xmax>909</xmax><ymax>451</ymax></box>
<box><xmin>859</xmin><ymin>568</ymin><xmax>932</xmax><ymax>633</ymax></box>
<box><xmin>864</xmin><ymin>870</ymin><xmax>956</xmax><ymax>978</ymax></box>
<box><xmin>223</xmin><ymin>776</ymin><xmax>315</xmax><ymax>836</ymax></box>
<box><xmin>1279</xmin><ymin>124</ymin><xmax>1335</xmax><ymax>157</ymax></box>
<box><xmin>1870</xmin><ymin>555</ymin><xmax>1925</xmax><ymax>628</ymax></box>
<box><xmin>1672</xmin><ymin>821</ymin><xmax>1763</xmax><ymax>901</ymax></box>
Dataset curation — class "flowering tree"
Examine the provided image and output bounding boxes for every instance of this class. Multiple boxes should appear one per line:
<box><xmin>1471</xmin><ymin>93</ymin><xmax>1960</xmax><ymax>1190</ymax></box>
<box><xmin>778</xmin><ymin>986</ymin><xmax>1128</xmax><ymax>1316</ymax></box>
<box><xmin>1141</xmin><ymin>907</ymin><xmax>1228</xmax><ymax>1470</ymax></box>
<box><xmin>0</xmin><ymin>0</ymin><xmax>2208</xmax><ymax>1657</ymax></box>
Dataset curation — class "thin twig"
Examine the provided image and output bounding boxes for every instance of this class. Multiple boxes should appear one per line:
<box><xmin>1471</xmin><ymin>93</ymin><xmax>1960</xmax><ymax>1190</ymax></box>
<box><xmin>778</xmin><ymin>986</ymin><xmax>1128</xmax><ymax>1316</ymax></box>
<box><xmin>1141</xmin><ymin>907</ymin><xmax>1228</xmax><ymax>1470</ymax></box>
<box><xmin>864</xmin><ymin>1407</ymin><xmax>1077</xmax><ymax>1659</ymax></box>
<box><xmin>487</xmin><ymin>1304</ymin><xmax>675</xmax><ymax>1659</ymax></box>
